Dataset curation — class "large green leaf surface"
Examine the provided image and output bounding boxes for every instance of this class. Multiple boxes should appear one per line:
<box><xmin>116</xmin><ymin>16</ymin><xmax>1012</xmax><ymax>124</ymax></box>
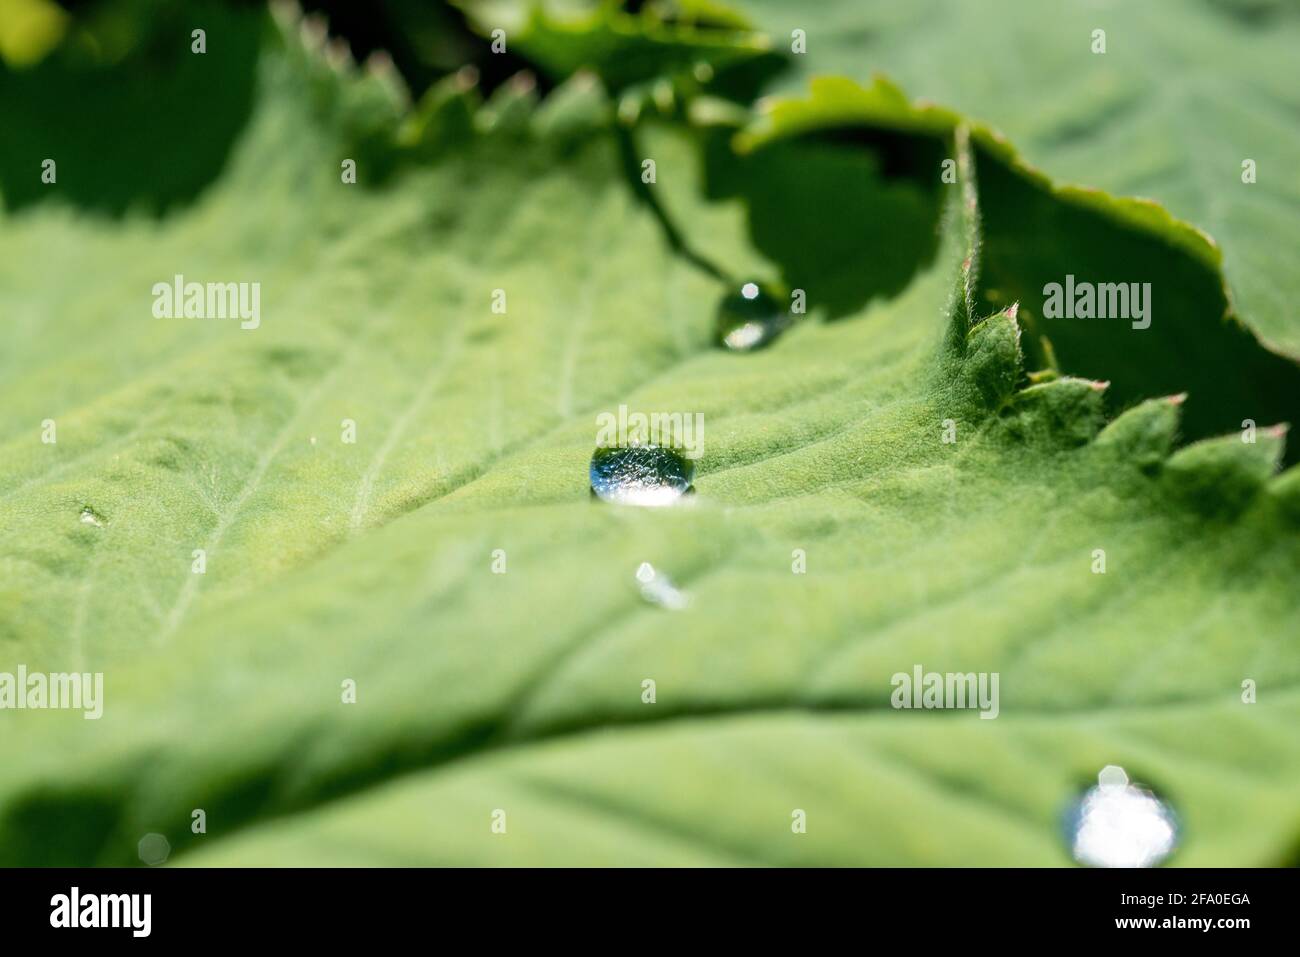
<box><xmin>1</xmin><ymin>5</ymin><xmax>1298</xmax><ymax>866</ymax></box>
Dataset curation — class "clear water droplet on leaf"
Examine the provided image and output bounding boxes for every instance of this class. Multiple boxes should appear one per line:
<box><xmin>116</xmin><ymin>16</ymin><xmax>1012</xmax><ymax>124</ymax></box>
<box><xmin>716</xmin><ymin>280</ymin><xmax>787</xmax><ymax>352</ymax></box>
<box><xmin>590</xmin><ymin>446</ymin><xmax>694</xmax><ymax>506</ymax></box>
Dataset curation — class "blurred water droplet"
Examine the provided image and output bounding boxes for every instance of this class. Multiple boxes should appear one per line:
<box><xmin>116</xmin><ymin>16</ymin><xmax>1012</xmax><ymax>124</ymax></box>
<box><xmin>716</xmin><ymin>280</ymin><xmax>787</xmax><ymax>351</ymax></box>
<box><xmin>617</xmin><ymin>94</ymin><xmax>642</xmax><ymax>125</ymax></box>
<box><xmin>137</xmin><ymin>832</ymin><xmax>170</xmax><ymax>866</ymax></box>
<box><xmin>1066</xmin><ymin>765</ymin><xmax>1178</xmax><ymax>868</ymax></box>
<box><xmin>635</xmin><ymin>562</ymin><xmax>688</xmax><ymax>610</ymax></box>
<box><xmin>1097</xmin><ymin>764</ymin><xmax>1129</xmax><ymax>789</ymax></box>
<box><xmin>590</xmin><ymin>446</ymin><xmax>694</xmax><ymax>506</ymax></box>
<box><xmin>79</xmin><ymin>506</ymin><xmax>105</xmax><ymax>527</ymax></box>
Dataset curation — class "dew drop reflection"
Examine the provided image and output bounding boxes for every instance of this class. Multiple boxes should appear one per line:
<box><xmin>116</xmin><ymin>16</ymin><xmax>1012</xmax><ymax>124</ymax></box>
<box><xmin>1066</xmin><ymin>765</ymin><xmax>1178</xmax><ymax>868</ymax></box>
<box><xmin>589</xmin><ymin>446</ymin><xmax>694</xmax><ymax>506</ymax></box>
<box><xmin>635</xmin><ymin>562</ymin><xmax>688</xmax><ymax>610</ymax></box>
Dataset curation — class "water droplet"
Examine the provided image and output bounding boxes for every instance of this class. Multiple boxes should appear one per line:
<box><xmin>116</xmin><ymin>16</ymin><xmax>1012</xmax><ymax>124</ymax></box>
<box><xmin>1066</xmin><ymin>765</ymin><xmax>1178</xmax><ymax>868</ymax></box>
<box><xmin>137</xmin><ymin>832</ymin><xmax>171</xmax><ymax>866</ymax></box>
<box><xmin>634</xmin><ymin>562</ymin><xmax>689</xmax><ymax>610</ymax></box>
<box><xmin>590</xmin><ymin>446</ymin><xmax>694</xmax><ymax>507</ymax></box>
<box><xmin>79</xmin><ymin>506</ymin><xmax>105</xmax><ymax>527</ymax></box>
<box><xmin>716</xmin><ymin>280</ymin><xmax>787</xmax><ymax>352</ymax></box>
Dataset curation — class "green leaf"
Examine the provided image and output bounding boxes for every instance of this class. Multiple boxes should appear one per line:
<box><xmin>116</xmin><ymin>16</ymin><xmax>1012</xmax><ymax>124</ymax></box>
<box><xmin>1</xmin><ymin>3</ymin><xmax>1297</xmax><ymax>868</ymax></box>
<box><xmin>710</xmin><ymin>74</ymin><xmax>1300</xmax><ymax>458</ymax></box>
<box><xmin>0</xmin><ymin>0</ymin><xmax>69</xmax><ymax>68</ymax></box>
<box><xmin>732</xmin><ymin>0</ymin><xmax>1300</xmax><ymax>356</ymax></box>
<box><xmin>456</xmin><ymin>0</ymin><xmax>783</xmax><ymax>97</ymax></box>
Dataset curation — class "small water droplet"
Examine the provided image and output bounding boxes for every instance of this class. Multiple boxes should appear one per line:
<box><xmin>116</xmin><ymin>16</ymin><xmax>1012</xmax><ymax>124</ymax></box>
<box><xmin>1066</xmin><ymin>765</ymin><xmax>1178</xmax><ymax>868</ymax></box>
<box><xmin>137</xmin><ymin>832</ymin><xmax>171</xmax><ymax>866</ymax></box>
<box><xmin>590</xmin><ymin>446</ymin><xmax>694</xmax><ymax>506</ymax></box>
<box><xmin>79</xmin><ymin>506</ymin><xmax>105</xmax><ymax>527</ymax></box>
<box><xmin>634</xmin><ymin>562</ymin><xmax>689</xmax><ymax>610</ymax></box>
<box><xmin>716</xmin><ymin>280</ymin><xmax>787</xmax><ymax>352</ymax></box>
